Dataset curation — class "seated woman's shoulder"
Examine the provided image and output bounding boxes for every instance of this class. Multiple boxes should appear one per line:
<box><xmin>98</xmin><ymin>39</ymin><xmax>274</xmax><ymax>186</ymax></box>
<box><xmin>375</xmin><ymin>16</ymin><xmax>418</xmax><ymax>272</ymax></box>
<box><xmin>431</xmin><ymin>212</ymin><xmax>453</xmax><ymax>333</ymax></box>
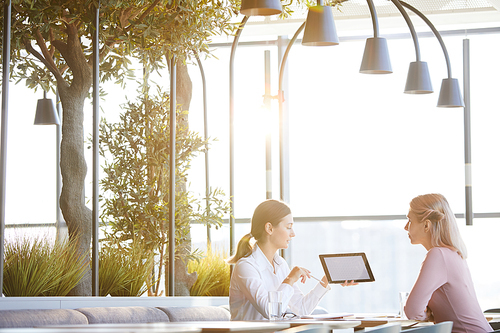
<box><xmin>429</xmin><ymin>247</ymin><xmax>456</xmax><ymax>254</ymax></box>
<box><xmin>428</xmin><ymin>247</ymin><xmax>462</xmax><ymax>260</ymax></box>
<box><xmin>232</xmin><ymin>257</ymin><xmax>261</xmax><ymax>277</ymax></box>
<box><xmin>234</xmin><ymin>255</ymin><xmax>258</xmax><ymax>269</ymax></box>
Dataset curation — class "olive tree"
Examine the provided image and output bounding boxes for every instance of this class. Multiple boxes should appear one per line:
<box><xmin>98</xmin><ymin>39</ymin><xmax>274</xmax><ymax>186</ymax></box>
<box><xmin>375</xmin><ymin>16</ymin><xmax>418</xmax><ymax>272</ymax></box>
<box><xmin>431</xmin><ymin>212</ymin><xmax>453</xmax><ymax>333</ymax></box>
<box><xmin>1</xmin><ymin>0</ymin><xmax>238</xmax><ymax>295</ymax></box>
<box><xmin>99</xmin><ymin>91</ymin><xmax>230</xmax><ymax>296</ymax></box>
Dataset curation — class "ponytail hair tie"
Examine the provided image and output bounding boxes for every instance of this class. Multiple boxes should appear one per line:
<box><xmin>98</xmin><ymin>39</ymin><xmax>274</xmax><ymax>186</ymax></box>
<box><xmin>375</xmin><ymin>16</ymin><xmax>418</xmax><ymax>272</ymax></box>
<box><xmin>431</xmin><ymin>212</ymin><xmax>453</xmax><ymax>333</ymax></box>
<box><xmin>421</xmin><ymin>210</ymin><xmax>433</xmax><ymax>222</ymax></box>
<box><xmin>422</xmin><ymin>209</ymin><xmax>445</xmax><ymax>223</ymax></box>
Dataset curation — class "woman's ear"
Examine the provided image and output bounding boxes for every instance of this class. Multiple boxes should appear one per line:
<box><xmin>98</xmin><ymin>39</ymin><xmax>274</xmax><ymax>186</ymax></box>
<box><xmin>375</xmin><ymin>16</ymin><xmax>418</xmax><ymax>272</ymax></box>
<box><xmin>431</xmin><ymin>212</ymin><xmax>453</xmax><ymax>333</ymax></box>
<box><xmin>265</xmin><ymin>222</ymin><xmax>273</xmax><ymax>235</ymax></box>
<box><xmin>424</xmin><ymin>220</ymin><xmax>430</xmax><ymax>232</ymax></box>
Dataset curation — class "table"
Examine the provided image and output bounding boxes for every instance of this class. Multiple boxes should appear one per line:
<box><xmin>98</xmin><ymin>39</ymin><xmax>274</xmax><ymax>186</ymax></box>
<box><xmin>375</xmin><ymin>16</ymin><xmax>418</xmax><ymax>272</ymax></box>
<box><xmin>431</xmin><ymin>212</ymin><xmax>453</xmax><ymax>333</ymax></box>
<box><xmin>0</xmin><ymin>319</ymin><xmax>362</xmax><ymax>333</ymax></box>
<box><xmin>0</xmin><ymin>321</ymin><xmax>289</xmax><ymax>333</ymax></box>
<box><xmin>287</xmin><ymin>319</ymin><xmax>361</xmax><ymax>331</ymax></box>
<box><xmin>348</xmin><ymin>312</ymin><xmax>499</xmax><ymax>331</ymax></box>
<box><xmin>164</xmin><ymin>321</ymin><xmax>292</xmax><ymax>332</ymax></box>
<box><xmin>336</xmin><ymin>314</ymin><xmax>418</xmax><ymax>330</ymax></box>
<box><xmin>0</xmin><ymin>327</ymin><xmax>200</xmax><ymax>333</ymax></box>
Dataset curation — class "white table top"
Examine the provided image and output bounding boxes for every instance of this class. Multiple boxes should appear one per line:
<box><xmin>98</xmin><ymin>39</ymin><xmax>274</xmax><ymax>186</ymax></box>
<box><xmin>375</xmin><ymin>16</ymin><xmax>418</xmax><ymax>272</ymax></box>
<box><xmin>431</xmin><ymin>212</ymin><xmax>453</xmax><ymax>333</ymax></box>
<box><xmin>286</xmin><ymin>319</ymin><xmax>362</xmax><ymax>329</ymax></box>
<box><xmin>0</xmin><ymin>320</ymin><xmax>362</xmax><ymax>333</ymax></box>
<box><xmin>0</xmin><ymin>321</ymin><xmax>291</xmax><ymax>333</ymax></box>
<box><xmin>0</xmin><ymin>325</ymin><xmax>200</xmax><ymax>333</ymax></box>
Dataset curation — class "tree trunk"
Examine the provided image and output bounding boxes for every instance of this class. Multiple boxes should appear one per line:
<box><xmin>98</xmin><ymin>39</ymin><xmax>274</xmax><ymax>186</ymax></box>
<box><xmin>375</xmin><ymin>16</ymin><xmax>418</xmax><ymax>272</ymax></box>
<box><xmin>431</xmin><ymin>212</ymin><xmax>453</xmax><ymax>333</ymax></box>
<box><xmin>167</xmin><ymin>60</ymin><xmax>196</xmax><ymax>296</ymax></box>
<box><xmin>55</xmin><ymin>36</ymin><xmax>94</xmax><ymax>296</ymax></box>
<box><xmin>176</xmin><ymin>62</ymin><xmax>193</xmax><ymax>115</ymax></box>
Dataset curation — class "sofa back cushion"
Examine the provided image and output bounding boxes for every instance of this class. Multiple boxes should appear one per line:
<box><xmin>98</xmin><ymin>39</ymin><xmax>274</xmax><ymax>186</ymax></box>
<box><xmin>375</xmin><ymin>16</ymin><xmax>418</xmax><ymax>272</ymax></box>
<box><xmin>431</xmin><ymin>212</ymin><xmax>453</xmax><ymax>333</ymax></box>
<box><xmin>76</xmin><ymin>306</ymin><xmax>169</xmax><ymax>324</ymax></box>
<box><xmin>157</xmin><ymin>306</ymin><xmax>230</xmax><ymax>322</ymax></box>
<box><xmin>0</xmin><ymin>309</ymin><xmax>88</xmax><ymax>328</ymax></box>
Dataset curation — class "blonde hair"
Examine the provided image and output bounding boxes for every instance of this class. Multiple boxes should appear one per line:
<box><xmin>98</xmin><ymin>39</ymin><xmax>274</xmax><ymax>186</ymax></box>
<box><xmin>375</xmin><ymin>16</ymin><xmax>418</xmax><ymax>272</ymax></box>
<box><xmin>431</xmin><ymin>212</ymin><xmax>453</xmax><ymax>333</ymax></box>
<box><xmin>227</xmin><ymin>199</ymin><xmax>291</xmax><ymax>264</ymax></box>
<box><xmin>410</xmin><ymin>193</ymin><xmax>467</xmax><ymax>259</ymax></box>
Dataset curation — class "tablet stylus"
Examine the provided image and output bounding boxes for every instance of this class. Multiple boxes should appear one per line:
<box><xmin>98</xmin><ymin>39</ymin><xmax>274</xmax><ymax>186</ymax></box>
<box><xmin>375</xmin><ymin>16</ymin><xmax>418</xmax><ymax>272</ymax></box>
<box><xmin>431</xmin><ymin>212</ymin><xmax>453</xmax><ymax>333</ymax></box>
<box><xmin>310</xmin><ymin>275</ymin><xmax>322</xmax><ymax>282</ymax></box>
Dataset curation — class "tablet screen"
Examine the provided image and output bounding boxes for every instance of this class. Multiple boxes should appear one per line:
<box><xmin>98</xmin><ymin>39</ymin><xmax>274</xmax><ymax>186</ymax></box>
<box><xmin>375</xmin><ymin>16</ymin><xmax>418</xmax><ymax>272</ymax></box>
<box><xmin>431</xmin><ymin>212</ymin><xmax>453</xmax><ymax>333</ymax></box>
<box><xmin>319</xmin><ymin>252</ymin><xmax>375</xmax><ymax>284</ymax></box>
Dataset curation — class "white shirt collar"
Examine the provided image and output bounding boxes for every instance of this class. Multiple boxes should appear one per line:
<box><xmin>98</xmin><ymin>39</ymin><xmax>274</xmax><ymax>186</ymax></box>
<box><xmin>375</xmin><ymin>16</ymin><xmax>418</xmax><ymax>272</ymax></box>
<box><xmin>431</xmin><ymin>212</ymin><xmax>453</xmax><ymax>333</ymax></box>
<box><xmin>253</xmin><ymin>244</ymin><xmax>284</xmax><ymax>271</ymax></box>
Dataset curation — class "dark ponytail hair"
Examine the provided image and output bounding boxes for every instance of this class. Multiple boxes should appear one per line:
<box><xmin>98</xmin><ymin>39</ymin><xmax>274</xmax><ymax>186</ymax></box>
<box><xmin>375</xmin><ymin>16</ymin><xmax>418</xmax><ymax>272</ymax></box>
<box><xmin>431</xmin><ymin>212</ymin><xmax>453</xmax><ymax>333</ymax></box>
<box><xmin>227</xmin><ymin>199</ymin><xmax>291</xmax><ymax>264</ymax></box>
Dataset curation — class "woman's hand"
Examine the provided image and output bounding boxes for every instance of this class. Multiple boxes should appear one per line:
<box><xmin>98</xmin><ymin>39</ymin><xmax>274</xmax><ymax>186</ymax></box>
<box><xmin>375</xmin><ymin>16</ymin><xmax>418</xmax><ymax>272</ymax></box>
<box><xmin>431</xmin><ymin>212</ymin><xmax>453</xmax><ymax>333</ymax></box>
<box><xmin>284</xmin><ymin>266</ymin><xmax>311</xmax><ymax>285</ymax></box>
<box><xmin>340</xmin><ymin>280</ymin><xmax>359</xmax><ymax>287</ymax></box>
<box><xmin>320</xmin><ymin>275</ymin><xmax>329</xmax><ymax>288</ymax></box>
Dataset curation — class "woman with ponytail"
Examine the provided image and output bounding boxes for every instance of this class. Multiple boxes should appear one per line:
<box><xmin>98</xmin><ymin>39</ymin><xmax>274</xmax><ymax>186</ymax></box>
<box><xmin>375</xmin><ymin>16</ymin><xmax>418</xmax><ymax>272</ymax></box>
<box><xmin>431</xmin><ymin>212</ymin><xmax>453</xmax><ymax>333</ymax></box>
<box><xmin>228</xmin><ymin>199</ymin><xmax>354</xmax><ymax>321</ymax></box>
<box><xmin>404</xmin><ymin>193</ymin><xmax>491</xmax><ymax>333</ymax></box>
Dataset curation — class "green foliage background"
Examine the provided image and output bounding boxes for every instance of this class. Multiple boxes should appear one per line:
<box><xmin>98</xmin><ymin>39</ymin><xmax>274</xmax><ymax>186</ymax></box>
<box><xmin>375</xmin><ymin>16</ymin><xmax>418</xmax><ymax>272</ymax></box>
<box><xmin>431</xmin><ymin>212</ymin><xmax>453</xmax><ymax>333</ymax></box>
<box><xmin>2</xmin><ymin>0</ymin><xmax>242</xmax><ymax>91</ymax></box>
<box><xmin>99</xmin><ymin>90</ymin><xmax>230</xmax><ymax>295</ymax></box>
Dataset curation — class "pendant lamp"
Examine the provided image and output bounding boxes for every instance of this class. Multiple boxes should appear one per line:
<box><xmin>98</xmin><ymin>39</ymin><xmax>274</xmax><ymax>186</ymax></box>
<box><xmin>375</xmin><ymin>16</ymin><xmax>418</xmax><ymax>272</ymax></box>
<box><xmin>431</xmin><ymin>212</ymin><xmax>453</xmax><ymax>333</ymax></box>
<box><xmin>34</xmin><ymin>91</ymin><xmax>60</xmax><ymax>125</ymax></box>
<box><xmin>360</xmin><ymin>0</ymin><xmax>392</xmax><ymax>74</ymax></box>
<box><xmin>360</xmin><ymin>37</ymin><xmax>392</xmax><ymax>74</ymax></box>
<box><xmin>240</xmin><ymin>0</ymin><xmax>282</xmax><ymax>16</ymax></box>
<box><xmin>302</xmin><ymin>0</ymin><xmax>339</xmax><ymax>46</ymax></box>
<box><xmin>437</xmin><ymin>78</ymin><xmax>464</xmax><ymax>107</ymax></box>
<box><xmin>391</xmin><ymin>0</ymin><xmax>433</xmax><ymax>94</ymax></box>
<box><xmin>399</xmin><ymin>1</ymin><xmax>463</xmax><ymax>107</ymax></box>
<box><xmin>404</xmin><ymin>61</ymin><xmax>433</xmax><ymax>94</ymax></box>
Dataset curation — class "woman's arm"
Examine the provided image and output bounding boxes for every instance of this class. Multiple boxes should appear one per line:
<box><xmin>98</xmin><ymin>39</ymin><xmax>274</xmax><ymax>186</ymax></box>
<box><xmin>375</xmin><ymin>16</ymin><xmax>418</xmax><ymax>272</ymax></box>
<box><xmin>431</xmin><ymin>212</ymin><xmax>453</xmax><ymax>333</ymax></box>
<box><xmin>405</xmin><ymin>248</ymin><xmax>447</xmax><ymax>320</ymax></box>
<box><xmin>286</xmin><ymin>272</ymin><xmax>331</xmax><ymax>316</ymax></box>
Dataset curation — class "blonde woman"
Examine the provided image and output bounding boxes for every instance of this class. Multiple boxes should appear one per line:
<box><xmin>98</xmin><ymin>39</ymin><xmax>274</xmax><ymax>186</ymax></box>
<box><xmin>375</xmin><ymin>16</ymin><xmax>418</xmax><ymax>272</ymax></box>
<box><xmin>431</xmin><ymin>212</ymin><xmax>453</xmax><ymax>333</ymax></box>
<box><xmin>404</xmin><ymin>193</ymin><xmax>491</xmax><ymax>333</ymax></box>
<box><xmin>228</xmin><ymin>199</ymin><xmax>355</xmax><ymax>321</ymax></box>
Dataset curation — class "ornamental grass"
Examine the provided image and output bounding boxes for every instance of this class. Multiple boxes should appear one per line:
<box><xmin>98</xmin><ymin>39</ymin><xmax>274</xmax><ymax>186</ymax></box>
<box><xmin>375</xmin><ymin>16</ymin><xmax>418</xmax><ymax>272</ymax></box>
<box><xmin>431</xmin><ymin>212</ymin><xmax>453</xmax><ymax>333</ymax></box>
<box><xmin>188</xmin><ymin>247</ymin><xmax>230</xmax><ymax>296</ymax></box>
<box><xmin>3</xmin><ymin>235</ymin><xmax>89</xmax><ymax>296</ymax></box>
<box><xmin>98</xmin><ymin>239</ymin><xmax>155</xmax><ymax>296</ymax></box>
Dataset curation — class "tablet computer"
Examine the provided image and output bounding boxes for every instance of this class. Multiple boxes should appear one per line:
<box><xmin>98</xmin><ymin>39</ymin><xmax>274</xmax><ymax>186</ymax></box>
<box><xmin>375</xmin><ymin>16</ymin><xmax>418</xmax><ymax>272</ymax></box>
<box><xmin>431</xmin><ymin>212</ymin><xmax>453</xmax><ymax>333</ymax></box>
<box><xmin>319</xmin><ymin>252</ymin><xmax>375</xmax><ymax>284</ymax></box>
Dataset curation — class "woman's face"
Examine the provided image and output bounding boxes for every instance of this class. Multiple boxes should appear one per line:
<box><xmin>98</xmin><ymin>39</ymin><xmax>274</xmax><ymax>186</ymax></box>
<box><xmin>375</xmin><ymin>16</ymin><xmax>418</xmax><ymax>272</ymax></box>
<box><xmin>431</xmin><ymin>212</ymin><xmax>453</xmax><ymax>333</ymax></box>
<box><xmin>269</xmin><ymin>214</ymin><xmax>295</xmax><ymax>249</ymax></box>
<box><xmin>404</xmin><ymin>209</ymin><xmax>430</xmax><ymax>247</ymax></box>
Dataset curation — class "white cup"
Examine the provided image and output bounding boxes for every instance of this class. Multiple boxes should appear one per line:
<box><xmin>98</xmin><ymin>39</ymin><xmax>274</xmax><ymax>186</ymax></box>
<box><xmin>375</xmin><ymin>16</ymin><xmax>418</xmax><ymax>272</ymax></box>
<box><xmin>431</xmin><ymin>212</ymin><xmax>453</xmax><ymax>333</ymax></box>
<box><xmin>399</xmin><ymin>291</ymin><xmax>410</xmax><ymax>319</ymax></box>
<box><xmin>268</xmin><ymin>290</ymin><xmax>283</xmax><ymax>321</ymax></box>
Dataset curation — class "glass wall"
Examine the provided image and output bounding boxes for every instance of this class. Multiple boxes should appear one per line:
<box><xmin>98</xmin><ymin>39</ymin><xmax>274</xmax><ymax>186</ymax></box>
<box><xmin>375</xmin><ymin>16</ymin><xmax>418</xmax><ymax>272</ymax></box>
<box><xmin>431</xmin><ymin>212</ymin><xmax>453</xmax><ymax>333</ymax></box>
<box><xmin>287</xmin><ymin>36</ymin><xmax>465</xmax><ymax>216</ymax></box>
<box><xmin>3</xmin><ymin>19</ymin><xmax>499</xmax><ymax>311</ymax></box>
<box><xmin>467</xmin><ymin>34</ymin><xmax>500</xmax><ymax>213</ymax></box>
<box><xmin>189</xmin><ymin>29</ymin><xmax>500</xmax><ymax>312</ymax></box>
<box><xmin>187</xmin><ymin>31</ymin><xmax>500</xmax><ymax>219</ymax></box>
<box><xmin>3</xmin><ymin>83</ymin><xmax>60</xmax><ymax>226</ymax></box>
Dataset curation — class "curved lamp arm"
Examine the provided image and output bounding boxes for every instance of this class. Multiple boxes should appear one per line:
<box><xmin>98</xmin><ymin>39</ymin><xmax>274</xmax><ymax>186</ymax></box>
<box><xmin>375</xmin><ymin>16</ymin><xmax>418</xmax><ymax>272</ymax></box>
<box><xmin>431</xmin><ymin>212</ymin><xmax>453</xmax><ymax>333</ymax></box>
<box><xmin>367</xmin><ymin>0</ymin><xmax>379</xmax><ymax>38</ymax></box>
<box><xmin>276</xmin><ymin>21</ymin><xmax>305</xmax><ymax>226</ymax></box>
<box><xmin>360</xmin><ymin>0</ymin><xmax>392</xmax><ymax>74</ymax></box>
<box><xmin>195</xmin><ymin>53</ymin><xmax>211</xmax><ymax>245</ymax></box>
<box><xmin>278</xmin><ymin>21</ymin><xmax>306</xmax><ymax>102</ymax></box>
<box><xmin>229</xmin><ymin>16</ymin><xmax>248</xmax><ymax>256</ymax></box>
<box><xmin>391</xmin><ymin>0</ymin><xmax>421</xmax><ymax>61</ymax></box>
<box><xmin>400</xmin><ymin>0</ymin><xmax>452</xmax><ymax>78</ymax></box>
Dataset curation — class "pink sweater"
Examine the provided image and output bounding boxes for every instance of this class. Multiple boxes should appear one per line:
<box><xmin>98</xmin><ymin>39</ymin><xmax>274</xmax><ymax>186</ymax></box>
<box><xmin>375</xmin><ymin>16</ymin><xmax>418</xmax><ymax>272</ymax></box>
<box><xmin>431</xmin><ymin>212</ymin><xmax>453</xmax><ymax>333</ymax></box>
<box><xmin>405</xmin><ymin>247</ymin><xmax>491</xmax><ymax>333</ymax></box>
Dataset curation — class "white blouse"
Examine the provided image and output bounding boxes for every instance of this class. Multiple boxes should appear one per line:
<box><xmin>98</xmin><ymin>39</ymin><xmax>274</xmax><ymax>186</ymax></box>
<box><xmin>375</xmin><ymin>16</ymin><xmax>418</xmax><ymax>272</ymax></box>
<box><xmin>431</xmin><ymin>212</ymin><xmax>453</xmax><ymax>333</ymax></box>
<box><xmin>229</xmin><ymin>245</ymin><xmax>330</xmax><ymax>320</ymax></box>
